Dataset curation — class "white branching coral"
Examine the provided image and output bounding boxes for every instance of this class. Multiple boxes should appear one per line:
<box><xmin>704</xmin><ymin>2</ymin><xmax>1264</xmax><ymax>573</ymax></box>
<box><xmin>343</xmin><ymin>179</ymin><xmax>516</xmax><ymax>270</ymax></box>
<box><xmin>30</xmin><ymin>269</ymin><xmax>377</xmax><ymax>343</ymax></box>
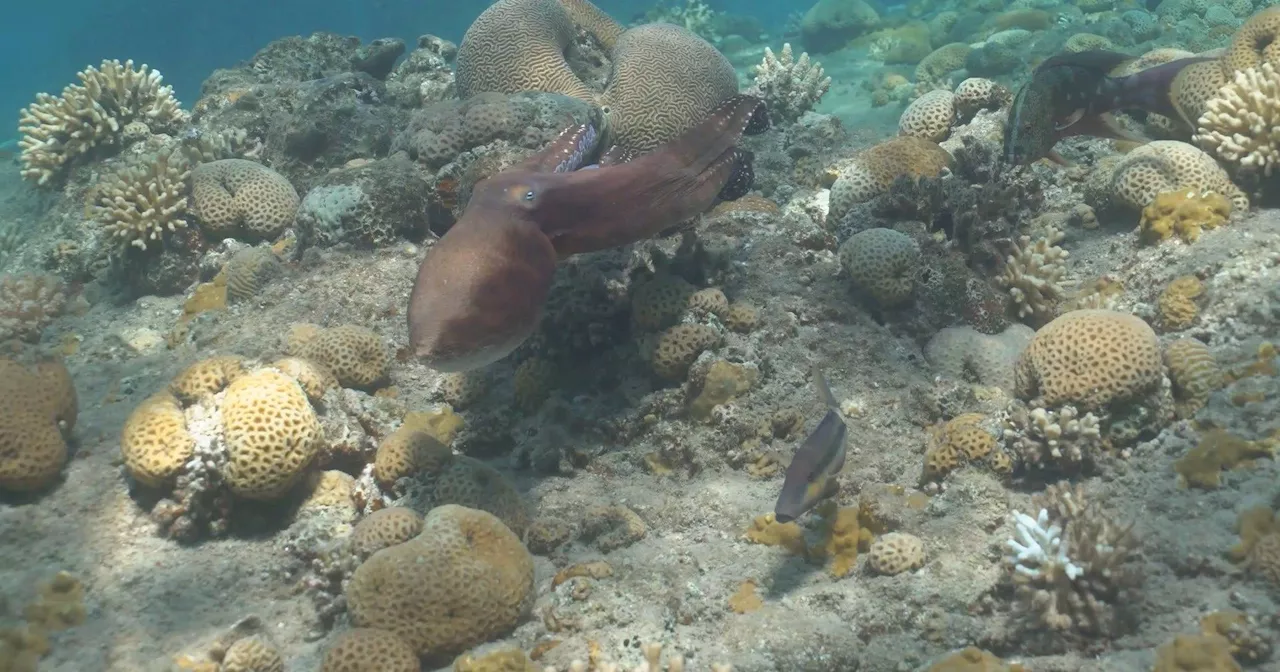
<box><xmin>18</xmin><ymin>59</ymin><xmax>188</xmax><ymax>186</ymax></box>
<box><xmin>648</xmin><ymin>0</ymin><xmax>721</xmax><ymax>43</ymax></box>
<box><xmin>89</xmin><ymin>146</ymin><xmax>191</xmax><ymax>251</ymax></box>
<box><xmin>746</xmin><ymin>43</ymin><xmax>832</xmax><ymax>125</ymax></box>
<box><xmin>1002</xmin><ymin>401</ymin><xmax>1103</xmax><ymax>471</ymax></box>
<box><xmin>1004</xmin><ymin>483</ymin><xmax>1139</xmax><ymax>636</ymax></box>
<box><xmin>1194</xmin><ymin>62</ymin><xmax>1280</xmax><ymax>176</ymax></box>
<box><xmin>997</xmin><ymin>229</ymin><xmax>1070</xmax><ymax>324</ymax></box>
<box><xmin>540</xmin><ymin>641</ymin><xmax>731</xmax><ymax>672</ymax></box>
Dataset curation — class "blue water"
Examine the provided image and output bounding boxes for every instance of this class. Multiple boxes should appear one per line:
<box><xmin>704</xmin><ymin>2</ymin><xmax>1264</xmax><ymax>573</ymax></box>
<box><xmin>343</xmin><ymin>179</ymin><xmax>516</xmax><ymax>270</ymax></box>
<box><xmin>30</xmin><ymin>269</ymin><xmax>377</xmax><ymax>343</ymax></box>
<box><xmin>0</xmin><ymin>0</ymin><xmax>792</xmax><ymax>140</ymax></box>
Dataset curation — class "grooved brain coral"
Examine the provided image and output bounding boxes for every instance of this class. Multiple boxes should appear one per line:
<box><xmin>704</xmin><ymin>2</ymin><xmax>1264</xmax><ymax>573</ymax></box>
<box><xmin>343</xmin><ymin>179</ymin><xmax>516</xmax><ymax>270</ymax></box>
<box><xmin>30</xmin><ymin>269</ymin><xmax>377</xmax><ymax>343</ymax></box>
<box><xmin>455</xmin><ymin>0</ymin><xmax>602</xmax><ymax>102</ymax></box>
<box><xmin>220</xmin><ymin>369</ymin><xmax>323</xmax><ymax>499</ymax></box>
<box><xmin>1015</xmin><ymin>309</ymin><xmax>1164</xmax><ymax>411</ymax></box>
<box><xmin>346</xmin><ymin>505</ymin><xmax>535</xmax><ymax>659</ymax></box>
<box><xmin>286</xmin><ymin>323</ymin><xmax>390</xmax><ymax>389</ymax></box>
<box><xmin>120</xmin><ymin>393</ymin><xmax>195</xmax><ymax>488</ymax></box>
<box><xmin>0</xmin><ymin>358</ymin><xmax>77</xmax><ymax>492</ymax></box>
<box><xmin>221</xmin><ymin>635</ymin><xmax>285</xmax><ymax>672</ymax></box>
<box><xmin>1108</xmin><ymin>140</ymin><xmax>1248</xmax><ymax>211</ymax></box>
<box><xmin>601</xmin><ymin>23</ymin><xmax>739</xmax><ymax>152</ymax></box>
<box><xmin>838</xmin><ymin>228</ymin><xmax>921</xmax><ymax>306</ymax></box>
<box><xmin>320</xmin><ymin>628</ymin><xmax>421</xmax><ymax>672</ymax></box>
<box><xmin>898</xmin><ymin>89</ymin><xmax>956</xmax><ymax>142</ymax></box>
<box><xmin>191</xmin><ymin>159</ymin><xmax>300</xmax><ymax>241</ymax></box>
<box><xmin>828</xmin><ymin>136</ymin><xmax>952</xmax><ymax>218</ymax></box>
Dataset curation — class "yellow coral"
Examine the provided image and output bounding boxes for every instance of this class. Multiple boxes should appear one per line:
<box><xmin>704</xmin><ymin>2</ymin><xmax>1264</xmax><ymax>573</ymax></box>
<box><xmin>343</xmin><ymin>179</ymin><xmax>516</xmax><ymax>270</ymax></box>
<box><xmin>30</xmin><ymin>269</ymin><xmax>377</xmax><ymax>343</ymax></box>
<box><xmin>119</xmin><ymin>393</ymin><xmax>195</xmax><ymax>488</ymax></box>
<box><xmin>650</xmin><ymin>324</ymin><xmax>720</xmax><ymax>380</ymax></box>
<box><xmin>1158</xmin><ymin>276</ymin><xmax>1204</xmax><ymax>331</ymax></box>
<box><xmin>287</xmin><ymin>323</ymin><xmax>390</xmax><ymax>390</ymax></box>
<box><xmin>170</xmin><ymin>356</ymin><xmax>246</xmax><ymax>404</ymax></box>
<box><xmin>0</xmin><ymin>358</ymin><xmax>78</xmax><ymax>493</ymax></box>
<box><xmin>220</xmin><ymin>369</ymin><xmax>323</xmax><ymax>499</ymax></box>
<box><xmin>1139</xmin><ymin>190</ymin><xmax>1232</xmax><ymax>244</ymax></box>
<box><xmin>191</xmin><ymin>159</ymin><xmax>300</xmax><ymax>241</ymax></box>
<box><xmin>1175</xmin><ymin>429</ymin><xmax>1275</xmax><ymax>489</ymax></box>
<box><xmin>1109</xmin><ymin>140</ymin><xmax>1247</xmax><ymax>211</ymax></box>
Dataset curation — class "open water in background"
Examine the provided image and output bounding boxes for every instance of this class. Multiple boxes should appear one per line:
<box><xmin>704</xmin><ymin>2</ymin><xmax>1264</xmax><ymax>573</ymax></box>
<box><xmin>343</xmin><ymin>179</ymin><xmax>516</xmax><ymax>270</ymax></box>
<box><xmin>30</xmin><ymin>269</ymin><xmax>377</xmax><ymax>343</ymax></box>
<box><xmin>0</xmin><ymin>0</ymin><xmax>794</xmax><ymax>138</ymax></box>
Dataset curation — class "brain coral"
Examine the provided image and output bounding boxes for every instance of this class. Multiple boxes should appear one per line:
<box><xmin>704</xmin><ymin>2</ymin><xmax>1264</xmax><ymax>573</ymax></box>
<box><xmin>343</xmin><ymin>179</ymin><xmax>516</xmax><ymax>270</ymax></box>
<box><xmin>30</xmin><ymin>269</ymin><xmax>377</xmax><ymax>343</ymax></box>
<box><xmin>1015</xmin><ymin>310</ymin><xmax>1164</xmax><ymax>411</ymax></box>
<box><xmin>898</xmin><ymin>89</ymin><xmax>956</xmax><ymax>142</ymax></box>
<box><xmin>1107</xmin><ymin>140</ymin><xmax>1248</xmax><ymax>211</ymax></box>
<box><xmin>828</xmin><ymin>136</ymin><xmax>952</xmax><ymax>218</ymax></box>
<box><xmin>320</xmin><ymin>628</ymin><xmax>421</xmax><ymax>672</ymax></box>
<box><xmin>191</xmin><ymin>159</ymin><xmax>300</xmax><ymax>241</ymax></box>
<box><xmin>1222</xmin><ymin>6</ymin><xmax>1280</xmax><ymax>73</ymax></box>
<box><xmin>838</xmin><ymin>228</ymin><xmax>921</xmax><ymax>307</ymax></box>
<box><xmin>346</xmin><ymin>505</ymin><xmax>535</xmax><ymax>659</ymax></box>
<box><xmin>455</xmin><ymin>0</ymin><xmax>619</xmax><ymax>102</ymax></box>
<box><xmin>221</xmin><ymin>369</ymin><xmax>323</xmax><ymax>499</ymax></box>
<box><xmin>120</xmin><ymin>393</ymin><xmax>196</xmax><ymax>488</ymax></box>
<box><xmin>600</xmin><ymin>22</ymin><xmax>739</xmax><ymax>152</ymax></box>
<box><xmin>286</xmin><ymin>323</ymin><xmax>390</xmax><ymax>390</ymax></box>
<box><xmin>0</xmin><ymin>358</ymin><xmax>77</xmax><ymax>492</ymax></box>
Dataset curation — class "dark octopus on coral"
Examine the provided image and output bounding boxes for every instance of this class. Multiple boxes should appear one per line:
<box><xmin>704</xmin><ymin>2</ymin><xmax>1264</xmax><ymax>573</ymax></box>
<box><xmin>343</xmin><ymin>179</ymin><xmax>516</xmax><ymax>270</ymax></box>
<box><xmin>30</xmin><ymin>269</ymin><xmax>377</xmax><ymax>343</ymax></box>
<box><xmin>407</xmin><ymin>94</ymin><xmax>769</xmax><ymax>372</ymax></box>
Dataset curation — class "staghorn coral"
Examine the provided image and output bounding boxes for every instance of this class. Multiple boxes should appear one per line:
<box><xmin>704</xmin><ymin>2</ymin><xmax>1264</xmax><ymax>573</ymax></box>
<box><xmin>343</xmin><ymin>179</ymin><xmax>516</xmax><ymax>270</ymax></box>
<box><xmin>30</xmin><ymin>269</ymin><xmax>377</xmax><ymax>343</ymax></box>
<box><xmin>18</xmin><ymin>59</ymin><xmax>187</xmax><ymax>185</ymax></box>
<box><xmin>745</xmin><ymin>43</ymin><xmax>831</xmax><ymax>126</ymax></box>
<box><xmin>1004</xmin><ymin>483</ymin><xmax>1139</xmax><ymax>637</ymax></box>
<box><xmin>89</xmin><ymin>145</ymin><xmax>192</xmax><ymax>250</ymax></box>
<box><xmin>996</xmin><ymin>229</ymin><xmax>1070</xmax><ymax>325</ymax></box>
<box><xmin>1195</xmin><ymin>62</ymin><xmax>1280</xmax><ymax>176</ymax></box>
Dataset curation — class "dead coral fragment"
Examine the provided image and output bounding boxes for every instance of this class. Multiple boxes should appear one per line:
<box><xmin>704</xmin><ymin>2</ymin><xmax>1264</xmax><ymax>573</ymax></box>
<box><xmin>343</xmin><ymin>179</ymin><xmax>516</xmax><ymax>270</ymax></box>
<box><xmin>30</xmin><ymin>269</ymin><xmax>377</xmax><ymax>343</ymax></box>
<box><xmin>1139</xmin><ymin>190</ymin><xmax>1231</xmax><ymax>244</ymax></box>
<box><xmin>18</xmin><ymin>58</ymin><xmax>187</xmax><ymax>185</ymax></box>
<box><xmin>1004</xmin><ymin>483</ymin><xmax>1139</xmax><ymax>636</ymax></box>
<box><xmin>1195</xmin><ymin>62</ymin><xmax>1280</xmax><ymax>176</ymax></box>
<box><xmin>997</xmin><ymin>229</ymin><xmax>1069</xmax><ymax>325</ymax></box>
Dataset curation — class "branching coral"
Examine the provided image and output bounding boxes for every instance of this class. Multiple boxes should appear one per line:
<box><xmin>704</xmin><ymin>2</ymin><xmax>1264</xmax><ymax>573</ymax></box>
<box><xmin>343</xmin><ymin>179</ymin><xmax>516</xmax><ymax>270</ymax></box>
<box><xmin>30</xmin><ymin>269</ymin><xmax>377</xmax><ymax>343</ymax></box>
<box><xmin>88</xmin><ymin>146</ymin><xmax>192</xmax><ymax>251</ymax></box>
<box><xmin>18</xmin><ymin>59</ymin><xmax>188</xmax><ymax>185</ymax></box>
<box><xmin>1005</xmin><ymin>483</ymin><xmax>1139</xmax><ymax>637</ymax></box>
<box><xmin>0</xmin><ymin>274</ymin><xmax>68</xmax><ymax>344</ymax></box>
<box><xmin>746</xmin><ymin>43</ymin><xmax>831</xmax><ymax>125</ymax></box>
<box><xmin>997</xmin><ymin>229</ymin><xmax>1070</xmax><ymax>325</ymax></box>
<box><xmin>1002</xmin><ymin>401</ymin><xmax>1103</xmax><ymax>473</ymax></box>
<box><xmin>1194</xmin><ymin>62</ymin><xmax>1280</xmax><ymax>176</ymax></box>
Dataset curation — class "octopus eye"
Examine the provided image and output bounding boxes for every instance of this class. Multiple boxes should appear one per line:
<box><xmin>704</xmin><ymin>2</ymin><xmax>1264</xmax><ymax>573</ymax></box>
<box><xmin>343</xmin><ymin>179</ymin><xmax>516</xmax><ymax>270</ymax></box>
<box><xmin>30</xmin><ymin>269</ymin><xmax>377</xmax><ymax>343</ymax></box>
<box><xmin>523</xmin><ymin>189</ymin><xmax>536</xmax><ymax>201</ymax></box>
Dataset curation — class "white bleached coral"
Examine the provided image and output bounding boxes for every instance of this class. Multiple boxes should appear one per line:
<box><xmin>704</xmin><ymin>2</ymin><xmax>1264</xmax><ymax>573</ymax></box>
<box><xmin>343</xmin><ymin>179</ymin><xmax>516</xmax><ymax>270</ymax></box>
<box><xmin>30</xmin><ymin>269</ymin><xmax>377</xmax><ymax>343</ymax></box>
<box><xmin>1194</xmin><ymin>62</ymin><xmax>1280</xmax><ymax>176</ymax></box>
<box><xmin>746</xmin><ymin>43</ymin><xmax>831</xmax><ymax>125</ymax></box>
<box><xmin>997</xmin><ymin>229</ymin><xmax>1070</xmax><ymax>324</ymax></box>
<box><xmin>1004</xmin><ymin>483</ymin><xmax>1139</xmax><ymax>635</ymax></box>
<box><xmin>18</xmin><ymin>59</ymin><xmax>188</xmax><ymax>185</ymax></box>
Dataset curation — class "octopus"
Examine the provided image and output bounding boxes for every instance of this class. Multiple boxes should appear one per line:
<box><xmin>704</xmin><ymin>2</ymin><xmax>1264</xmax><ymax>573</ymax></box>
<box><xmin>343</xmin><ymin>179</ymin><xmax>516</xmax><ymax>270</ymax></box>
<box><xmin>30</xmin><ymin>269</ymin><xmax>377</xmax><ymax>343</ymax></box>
<box><xmin>407</xmin><ymin>94</ymin><xmax>770</xmax><ymax>372</ymax></box>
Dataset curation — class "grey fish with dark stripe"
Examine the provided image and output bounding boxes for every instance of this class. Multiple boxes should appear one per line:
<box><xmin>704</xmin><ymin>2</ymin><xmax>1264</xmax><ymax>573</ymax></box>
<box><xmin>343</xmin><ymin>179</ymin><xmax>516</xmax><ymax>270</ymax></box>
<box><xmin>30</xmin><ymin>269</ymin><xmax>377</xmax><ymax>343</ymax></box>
<box><xmin>774</xmin><ymin>367</ymin><xmax>847</xmax><ymax>523</ymax></box>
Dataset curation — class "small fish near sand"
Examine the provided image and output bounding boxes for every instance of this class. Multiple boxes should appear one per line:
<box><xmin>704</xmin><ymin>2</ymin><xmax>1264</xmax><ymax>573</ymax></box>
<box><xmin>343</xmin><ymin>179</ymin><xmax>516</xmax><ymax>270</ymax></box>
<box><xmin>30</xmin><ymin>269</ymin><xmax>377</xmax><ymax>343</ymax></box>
<box><xmin>774</xmin><ymin>367</ymin><xmax>848</xmax><ymax>524</ymax></box>
<box><xmin>1002</xmin><ymin>49</ymin><xmax>1214</xmax><ymax>166</ymax></box>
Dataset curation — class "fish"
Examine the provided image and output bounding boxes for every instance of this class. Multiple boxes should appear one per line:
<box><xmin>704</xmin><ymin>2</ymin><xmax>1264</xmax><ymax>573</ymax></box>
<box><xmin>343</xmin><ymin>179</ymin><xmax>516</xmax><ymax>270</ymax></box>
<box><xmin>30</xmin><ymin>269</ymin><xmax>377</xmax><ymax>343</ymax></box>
<box><xmin>774</xmin><ymin>367</ymin><xmax>848</xmax><ymax>524</ymax></box>
<box><xmin>407</xmin><ymin>94</ymin><xmax>769</xmax><ymax>372</ymax></box>
<box><xmin>1002</xmin><ymin>50</ymin><xmax>1215</xmax><ymax>166</ymax></box>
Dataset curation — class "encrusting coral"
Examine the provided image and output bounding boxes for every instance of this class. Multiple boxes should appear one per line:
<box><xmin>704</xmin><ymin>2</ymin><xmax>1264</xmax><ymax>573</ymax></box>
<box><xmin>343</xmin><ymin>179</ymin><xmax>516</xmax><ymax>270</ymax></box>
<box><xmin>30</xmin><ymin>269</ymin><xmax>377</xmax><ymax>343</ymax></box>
<box><xmin>17</xmin><ymin>59</ymin><xmax>187</xmax><ymax>185</ymax></box>
<box><xmin>745</xmin><ymin>43</ymin><xmax>831</xmax><ymax>125</ymax></box>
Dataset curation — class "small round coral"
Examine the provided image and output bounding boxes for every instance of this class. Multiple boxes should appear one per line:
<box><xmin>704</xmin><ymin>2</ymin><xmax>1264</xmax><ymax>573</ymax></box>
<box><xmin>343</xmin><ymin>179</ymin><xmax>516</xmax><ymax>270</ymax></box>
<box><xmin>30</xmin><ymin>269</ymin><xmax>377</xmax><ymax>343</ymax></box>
<box><xmin>828</xmin><ymin>137</ymin><xmax>952</xmax><ymax>217</ymax></box>
<box><xmin>0</xmin><ymin>358</ymin><xmax>77</xmax><ymax>493</ymax></box>
<box><xmin>650</xmin><ymin>324</ymin><xmax>721</xmax><ymax>380</ymax></box>
<box><xmin>838</xmin><ymin>228</ymin><xmax>920</xmax><ymax>306</ymax></box>
<box><xmin>320</xmin><ymin>628</ymin><xmax>421</xmax><ymax>672</ymax></box>
<box><xmin>1015</xmin><ymin>309</ymin><xmax>1164</xmax><ymax>411</ymax></box>
<box><xmin>220</xmin><ymin>369</ymin><xmax>323</xmax><ymax>500</ymax></box>
<box><xmin>867</xmin><ymin>532</ymin><xmax>926</xmax><ymax>575</ymax></box>
<box><xmin>220</xmin><ymin>635</ymin><xmax>285</xmax><ymax>672</ymax></box>
<box><xmin>191</xmin><ymin>159</ymin><xmax>300</xmax><ymax>241</ymax></box>
<box><xmin>287</xmin><ymin>324</ymin><xmax>390</xmax><ymax>390</ymax></box>
<box><xmin>346</xmin><ymin>505</ymin><xmax>535</xmax><ymax>659</ymax></box>
<box><xmin>120</xmin><ymin>394</ymin><xmax>196</xmax><ymax>488</ymax></box>
<box><xmin>898</xmin><ymin>89</ymin><xmax>956</xmax><ymax>142</ymax></box>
